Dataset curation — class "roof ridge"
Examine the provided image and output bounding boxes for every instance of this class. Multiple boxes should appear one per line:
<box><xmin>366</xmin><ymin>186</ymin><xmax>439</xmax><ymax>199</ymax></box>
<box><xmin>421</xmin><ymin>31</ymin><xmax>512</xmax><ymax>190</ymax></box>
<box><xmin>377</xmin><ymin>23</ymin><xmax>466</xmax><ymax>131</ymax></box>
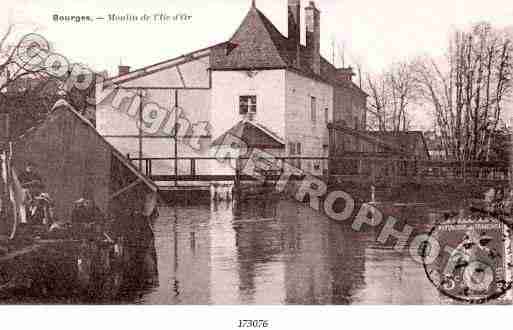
<box><xmin>49</xmin><ymin>100</ymin><xmax>158</xmax><ymax>192</ymax></box>
<box><xmin>212</xmin><ymin>120</ymin><xmax>285</xmax><ymax>148</ymax></box>
<box><xmin>213</xmin><ymin>6</ymin><xmax>288</xmax><ymax>69</ymax></box>
<box><xmin>227</xmin><ymin>6</ymin><xmax>256</xmax><ymax>42</ymax></box>
<box><xmin>107</xmin><ymin>42</ymin><xmax>225</xmax><ymax>84</ymax></box>
<box><xmin>247</xmin><ymin>120</ymin><xmax>285</xmax><ymax>144</ymax></box>
<box><xmin>253</xmin><ymin>8</ymin><xmax>292</xmax><ymax>67</ymax></box>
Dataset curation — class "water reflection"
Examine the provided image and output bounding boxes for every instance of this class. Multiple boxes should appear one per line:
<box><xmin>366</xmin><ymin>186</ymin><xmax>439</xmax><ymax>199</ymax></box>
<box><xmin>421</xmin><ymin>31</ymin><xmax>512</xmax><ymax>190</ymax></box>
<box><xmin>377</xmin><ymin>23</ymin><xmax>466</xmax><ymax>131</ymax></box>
<box><xmin>132</xmin><ymin>198</ymin><xmax>459</xmax><ymax>305</ymax></box>
<box><xmin>5</xmin><ymin>196</ymin><xmax>511</xmax><ymax>305</ymax></box>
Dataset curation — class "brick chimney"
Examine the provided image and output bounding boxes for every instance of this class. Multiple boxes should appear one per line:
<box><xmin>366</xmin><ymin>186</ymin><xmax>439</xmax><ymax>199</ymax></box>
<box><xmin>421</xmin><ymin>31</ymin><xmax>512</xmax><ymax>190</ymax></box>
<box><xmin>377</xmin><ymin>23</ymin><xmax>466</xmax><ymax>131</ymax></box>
<box><xmin>118</xmin><ymin>65</ymin><xmax>130</xmax><ymax>76</ymax></box>
<box><xmin>288</xmin><ymin>0</ymin><xmax>301</xmax><ymax>67</ymax></box>
<box><xmin>336</xmin><ymin>67</ymin><xmax>355</xmax><ymax>82</ymax></box>
<box><xmin>305</xmin><ymin>1</ymin><xmax>320</xmax><ymax>75</ymax></box>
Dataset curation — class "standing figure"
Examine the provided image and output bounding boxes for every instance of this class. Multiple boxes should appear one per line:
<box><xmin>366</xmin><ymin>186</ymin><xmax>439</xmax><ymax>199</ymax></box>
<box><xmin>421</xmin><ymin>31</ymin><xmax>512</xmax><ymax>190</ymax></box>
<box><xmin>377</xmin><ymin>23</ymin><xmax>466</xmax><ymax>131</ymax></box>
<box><xmin>18</xmin><ymin>162</ymin><xmax>44</xmax><ymax>192</ymax></box>
<box><xmin>18</xmin><ymin>162</ymin><xmax>51</xmax><ymax>225</ymax></box>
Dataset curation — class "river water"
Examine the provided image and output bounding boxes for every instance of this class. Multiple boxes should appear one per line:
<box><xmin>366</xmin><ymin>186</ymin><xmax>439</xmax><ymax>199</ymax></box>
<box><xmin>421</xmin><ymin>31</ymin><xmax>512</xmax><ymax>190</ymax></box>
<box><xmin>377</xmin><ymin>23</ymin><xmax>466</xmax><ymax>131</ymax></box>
<box><xmin>120</xmin><ymin>198</ymin><xmax>466</xmax><ymax>305</ymax></box>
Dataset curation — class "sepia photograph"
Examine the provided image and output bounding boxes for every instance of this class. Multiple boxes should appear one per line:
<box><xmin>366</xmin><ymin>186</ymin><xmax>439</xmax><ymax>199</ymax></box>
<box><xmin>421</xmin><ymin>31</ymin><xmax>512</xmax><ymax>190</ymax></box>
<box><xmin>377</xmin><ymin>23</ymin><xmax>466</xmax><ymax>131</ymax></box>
<box><xmin>0</xmin><ymin>0</ymin><xmax>513</xmax><ymax>326</ymax></box>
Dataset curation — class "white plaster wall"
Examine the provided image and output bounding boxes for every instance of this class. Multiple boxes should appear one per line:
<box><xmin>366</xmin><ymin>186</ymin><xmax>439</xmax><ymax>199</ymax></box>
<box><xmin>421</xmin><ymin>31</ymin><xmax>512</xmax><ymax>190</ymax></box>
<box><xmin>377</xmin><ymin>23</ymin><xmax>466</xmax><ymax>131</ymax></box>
<box><xmin>96</xmin><ymin>57</ymin><xmax>214</xmax><ymax>177</ymax></box>
<box><xmin>97</xmin><ymin>64</ymin><xmax>341</xmax><ymax>177</ymax></box>
<box><xmin>210</xmin><ymin>70</ymin><xmax>286</xmax><ymax>141</ymax></box>
<box><xmin>285</xmin><ymin>71</ymin><xmax>333</xmax><ymax>175</ymax></box>
<box><xmin>208</xmin><ymin>70</ymin><xmax>286</xmax><ymax>176</ymax></box>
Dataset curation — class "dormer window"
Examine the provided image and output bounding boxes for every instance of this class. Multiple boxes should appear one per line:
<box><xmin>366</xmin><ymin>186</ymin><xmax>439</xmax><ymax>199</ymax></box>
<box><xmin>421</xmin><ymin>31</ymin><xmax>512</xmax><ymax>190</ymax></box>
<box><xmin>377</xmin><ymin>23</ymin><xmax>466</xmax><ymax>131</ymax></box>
<box><xmin>239</xmin><ymin>95</ymin><xmax>257</xmax><ymax>115</ymax></box>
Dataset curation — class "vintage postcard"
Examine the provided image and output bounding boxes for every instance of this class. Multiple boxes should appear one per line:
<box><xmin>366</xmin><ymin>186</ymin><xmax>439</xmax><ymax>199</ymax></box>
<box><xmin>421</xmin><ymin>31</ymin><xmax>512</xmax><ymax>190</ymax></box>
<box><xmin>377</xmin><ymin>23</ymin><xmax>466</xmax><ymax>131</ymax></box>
<box><xmin>1</xmin><ymin>0</ymin><xmax>513</xmax><ymax>318</ymax></box>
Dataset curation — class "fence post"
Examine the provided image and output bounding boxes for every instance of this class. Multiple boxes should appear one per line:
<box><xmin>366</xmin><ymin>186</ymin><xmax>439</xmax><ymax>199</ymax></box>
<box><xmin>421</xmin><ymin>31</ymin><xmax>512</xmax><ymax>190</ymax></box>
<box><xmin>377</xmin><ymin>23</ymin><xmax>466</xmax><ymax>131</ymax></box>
<box><xmin>370</xmin><ymin>160</ymin><xmax>376</xmax><ymax>185</ymax></box>
<box><xmin>462</xmin><ymin>159</ymin><xmax>466</xmax><ymax>184</ymax></box>
<box><xmin>234</xmin><ymin>158</ymin><xmax>241</xmax><ymax>202</ymax></box>
<box><xmin>191</xmin><ymin>158</ymin><xmax>196</xmax><ymax>176</ymax></box>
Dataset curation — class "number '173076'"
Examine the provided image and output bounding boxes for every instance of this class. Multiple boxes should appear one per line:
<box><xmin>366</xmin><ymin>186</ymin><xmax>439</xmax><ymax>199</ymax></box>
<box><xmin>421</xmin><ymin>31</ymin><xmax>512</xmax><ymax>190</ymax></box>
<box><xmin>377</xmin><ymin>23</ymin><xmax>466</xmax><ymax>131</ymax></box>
<box><xmin>237</xmin><ymin>320</ymin><xmax>269</xmax><ymax>328</ymax></box>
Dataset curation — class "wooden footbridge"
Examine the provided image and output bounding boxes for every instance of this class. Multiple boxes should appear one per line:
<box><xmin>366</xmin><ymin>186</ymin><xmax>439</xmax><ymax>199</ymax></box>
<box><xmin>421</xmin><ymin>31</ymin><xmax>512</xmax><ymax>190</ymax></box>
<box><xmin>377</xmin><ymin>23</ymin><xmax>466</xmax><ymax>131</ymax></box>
<box><xmin>128</xmin><ymin>156</ymin><xmax>511</xmax><ymax>189</ymax></box>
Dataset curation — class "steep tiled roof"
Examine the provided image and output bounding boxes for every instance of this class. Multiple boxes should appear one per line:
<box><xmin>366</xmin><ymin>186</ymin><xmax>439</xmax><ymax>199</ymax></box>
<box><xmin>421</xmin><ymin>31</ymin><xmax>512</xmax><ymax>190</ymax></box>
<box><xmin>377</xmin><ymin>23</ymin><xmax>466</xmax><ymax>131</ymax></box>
<box><xmin>210</xmin><ymin>7</ymin><xmax>289</xmax><ymax>70</ymax></box>
<box><xmin>210</xmin><ymin>6</ymin><xmax>365</xmax><ymax>94</ymax></box>
<box><xmin>105</xmin><ymin>5</ymin><xmax>366</xmax><ymax>96</ymax></box>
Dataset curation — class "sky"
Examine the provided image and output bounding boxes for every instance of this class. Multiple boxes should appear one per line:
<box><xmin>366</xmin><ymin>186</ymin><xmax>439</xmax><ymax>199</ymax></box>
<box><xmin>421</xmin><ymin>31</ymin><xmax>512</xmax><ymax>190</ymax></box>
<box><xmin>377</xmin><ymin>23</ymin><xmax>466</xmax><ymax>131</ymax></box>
<box><xmin>1</xmin><ymin>0</ymin><xmax>512</xmax><ymax>75</ymax></box>
<box><xmin>1</xmin><ymin>0</ymin><xmax>512</xmax><ymax>129</ymax></box>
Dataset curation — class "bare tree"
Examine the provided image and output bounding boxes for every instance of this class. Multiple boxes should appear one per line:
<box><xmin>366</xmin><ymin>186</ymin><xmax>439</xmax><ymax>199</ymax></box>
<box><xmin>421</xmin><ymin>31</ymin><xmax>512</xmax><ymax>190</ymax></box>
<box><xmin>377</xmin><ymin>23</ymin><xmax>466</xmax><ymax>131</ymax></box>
<box><xmin>1</xmin><ymin>25</ymin><xmax>96</xmax><ymax>136</ymax></box>
<box><xmin>0</xmin><ymin>24</ymin><xmax>50</xmax><ymax>94</ymax></box>
<box><xmin>365</xmin><ymin>71</ymin><xmax>388</xmax><ymax>131</ymax></box>
<box><xmin>364</xmin><ymin>61</ymin><xmax>418</xmax><ymax>132</ymax></box>
<box><xmin>414</xmin><ymin>22</ymin><xmax>512</xmax><ymax>161</ymax></box>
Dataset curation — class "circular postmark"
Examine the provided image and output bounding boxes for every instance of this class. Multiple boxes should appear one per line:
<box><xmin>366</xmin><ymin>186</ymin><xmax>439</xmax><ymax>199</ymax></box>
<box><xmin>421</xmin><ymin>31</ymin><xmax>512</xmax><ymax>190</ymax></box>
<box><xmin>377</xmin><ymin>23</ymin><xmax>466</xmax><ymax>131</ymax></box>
<box><xmin>15</xmin><ymin>33</ymin><xmax>51</xmax><ymax>72</ymax></box>
<box><xmin>422</xmin><ymin>209</ymin><xmax>513</xmax><ymax>304</ymax></box>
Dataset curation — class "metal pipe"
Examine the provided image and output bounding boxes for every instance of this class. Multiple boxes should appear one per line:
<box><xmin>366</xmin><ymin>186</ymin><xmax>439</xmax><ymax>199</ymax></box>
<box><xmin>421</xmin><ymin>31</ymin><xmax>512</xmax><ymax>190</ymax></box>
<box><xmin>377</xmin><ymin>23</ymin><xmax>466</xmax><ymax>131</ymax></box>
<box><xmin>174</xmin><ymin>90</ymin><xmax>179</xmax><ymax>187</ymax></box>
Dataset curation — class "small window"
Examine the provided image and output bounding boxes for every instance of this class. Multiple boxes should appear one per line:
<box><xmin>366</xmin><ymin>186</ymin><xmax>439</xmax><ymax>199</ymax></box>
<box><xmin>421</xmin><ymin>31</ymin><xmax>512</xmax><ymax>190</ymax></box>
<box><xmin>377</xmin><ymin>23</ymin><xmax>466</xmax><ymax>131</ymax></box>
<box><xmin>288</xmin><ymin>142</ymin><xmax>296</xmax><ymax>155</ymax></box>
<box><xmin>311</xmin><ymin>96</ymin><xmax>317</xmax><ymax>122</ymax></box>
<box><xmin>289</xmin><ymin>142</ymin><xmax>302</xmax><ymax>155</ymax></box>
<box><xmin>325</xmin><ymin>108</ymin><xmax>329</xmax><ymax>123</ymax></box>
<box><xmin>354</xmin><ymin>116</ymin><xmax>359</xmax><ymax>130</ymax></box>
<box><xmin>239</xmin><ymin>95</ymin><xmax>257</xmax><ymax>114</ymax></box>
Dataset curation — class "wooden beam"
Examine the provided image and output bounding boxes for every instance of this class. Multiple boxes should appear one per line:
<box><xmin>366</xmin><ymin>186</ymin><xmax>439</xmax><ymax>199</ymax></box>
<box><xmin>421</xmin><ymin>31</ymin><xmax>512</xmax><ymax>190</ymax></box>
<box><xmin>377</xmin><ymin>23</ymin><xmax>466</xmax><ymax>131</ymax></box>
<box><xmin>328</xmin><ymin>123</ymin><xmax>405</xmax><ymax>154</ymax></box>
<box><xmin>150</xmin><ymin>174</ymin><xmax>307</xmax><ymax>182</ymax></box>
<box><xmin>109</xmin><ymin>179</ymin><xmax>142</xmax><ymax>200</ymax></box>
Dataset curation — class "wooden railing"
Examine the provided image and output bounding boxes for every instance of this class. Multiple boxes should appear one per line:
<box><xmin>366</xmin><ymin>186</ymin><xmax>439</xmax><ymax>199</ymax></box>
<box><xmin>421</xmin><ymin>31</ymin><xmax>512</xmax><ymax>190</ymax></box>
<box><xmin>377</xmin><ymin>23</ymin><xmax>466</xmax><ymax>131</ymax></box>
<box><xmin>329</xmin><ymin>157</ymin><xmax>511</xmax><ymax>182</ymax></box>
<box><xmin>127</xmin><ymin>156</ymin><xmax>329</xmax><ymax>181</ymax></box>
<box><xmin>127</xmin><ymin>155</ymin><xmax>511</xmax><ymax>183</ymax></box>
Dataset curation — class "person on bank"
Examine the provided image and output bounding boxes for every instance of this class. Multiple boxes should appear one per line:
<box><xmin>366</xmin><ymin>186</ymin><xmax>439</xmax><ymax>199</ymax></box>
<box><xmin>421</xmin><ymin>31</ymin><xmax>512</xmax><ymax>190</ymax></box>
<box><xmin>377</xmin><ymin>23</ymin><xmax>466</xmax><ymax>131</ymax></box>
<box><xmin>18</xmin><ymin>162</ymin><xmax>54</xmax><ymax>225</ymax></box>
<box><xmin>18</xmin><ymin>162</ymin><xmax>44</xmax><ymax>192</ymax></box>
